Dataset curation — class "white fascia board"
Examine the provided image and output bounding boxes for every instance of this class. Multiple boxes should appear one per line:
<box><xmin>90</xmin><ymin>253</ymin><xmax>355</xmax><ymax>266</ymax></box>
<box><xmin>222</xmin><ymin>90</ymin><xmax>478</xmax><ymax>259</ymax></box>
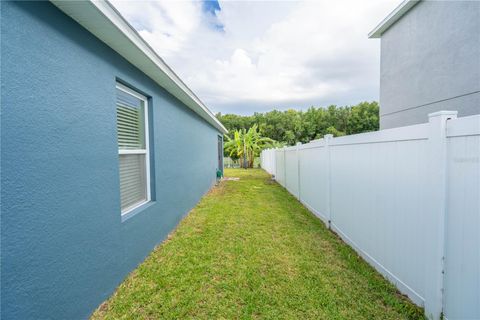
<box><xmin>368</xmin><ymin>0</ymin><xmax>420</xmax><ymax>38</ymax></box>
<box><xmin>50</xmin><ymin>0</ymin><xmax>228</xmax><ymax>134</ymax></box>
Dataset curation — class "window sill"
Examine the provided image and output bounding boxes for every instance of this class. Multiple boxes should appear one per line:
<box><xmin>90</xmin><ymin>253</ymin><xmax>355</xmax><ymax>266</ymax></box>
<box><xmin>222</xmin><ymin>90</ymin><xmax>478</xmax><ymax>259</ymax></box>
<box><xmin>121</xmin><ymin>201</ymin><xmax>156</xmax><ymax>223</ymax></box>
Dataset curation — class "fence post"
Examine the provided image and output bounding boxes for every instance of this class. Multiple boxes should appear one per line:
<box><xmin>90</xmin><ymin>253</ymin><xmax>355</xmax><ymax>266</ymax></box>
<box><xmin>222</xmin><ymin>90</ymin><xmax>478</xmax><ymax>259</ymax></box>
<box><xmin>296</xmin><ymin>142</ymin><xmax>302</xmax><ymax>200</ymax></box>
<box><xmin>277</xmin><ymin>148</ymin><xmax>281</xmax><ymax>181</ymax></box>
<box><xmin>283</xmin><ymin>147</ymin><xmax>287</xmax><ymax>187</ymax></box>
<box><xmin>324</xmin><ymin>134</ymin><xmax>333</xmax><ymax>228</ymax></box>
<box><xmin>424</xmin><ymin>111</ymin><xmax>457</xmax><ymax>320</ymax></box>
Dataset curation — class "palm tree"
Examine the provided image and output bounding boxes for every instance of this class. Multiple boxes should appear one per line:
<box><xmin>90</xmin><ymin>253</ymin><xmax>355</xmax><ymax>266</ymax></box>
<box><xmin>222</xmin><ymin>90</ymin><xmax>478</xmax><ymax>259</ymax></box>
<box><xmin>224</xmin><ymin>125</ymin><xmax>276</xmax><ymax>168</ymax></box>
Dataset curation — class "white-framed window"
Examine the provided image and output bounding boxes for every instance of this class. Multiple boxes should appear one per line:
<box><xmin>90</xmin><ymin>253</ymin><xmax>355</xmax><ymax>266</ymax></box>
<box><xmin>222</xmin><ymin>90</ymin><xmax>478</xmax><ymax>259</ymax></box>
<box><xmin>116</xmin><ymin>83</ymin><xmax>151</xmax><ymax>215</ymax></box>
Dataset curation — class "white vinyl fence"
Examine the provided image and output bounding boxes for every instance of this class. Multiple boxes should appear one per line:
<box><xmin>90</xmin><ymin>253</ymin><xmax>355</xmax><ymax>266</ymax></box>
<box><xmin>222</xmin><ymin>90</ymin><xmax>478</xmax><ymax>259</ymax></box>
<box><xmin>261</xmin><ymin>111</ymin><xmax>479</xmax><ymax>320</ymax></box>
<box><xmin>224</xmin><ymin>157</ymin><xmax>261</xmax><ymax>168</ymax></box>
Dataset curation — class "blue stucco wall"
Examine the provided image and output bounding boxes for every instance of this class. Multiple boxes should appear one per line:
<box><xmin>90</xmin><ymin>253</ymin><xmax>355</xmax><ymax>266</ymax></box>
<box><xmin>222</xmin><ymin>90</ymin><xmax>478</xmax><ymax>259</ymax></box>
<box><xmin>1</xmin><ymin>2</ymin><xmax>222</xmax><ymax>319</ymax></box>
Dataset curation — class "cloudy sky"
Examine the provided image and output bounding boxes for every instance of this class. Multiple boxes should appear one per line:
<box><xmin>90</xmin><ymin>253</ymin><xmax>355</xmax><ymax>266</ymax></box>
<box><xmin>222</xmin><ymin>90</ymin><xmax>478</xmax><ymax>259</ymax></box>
<box><xmin>111</xmin><ymin>0</ymin><xmax>399</xmax><ymax>115</ymax></box>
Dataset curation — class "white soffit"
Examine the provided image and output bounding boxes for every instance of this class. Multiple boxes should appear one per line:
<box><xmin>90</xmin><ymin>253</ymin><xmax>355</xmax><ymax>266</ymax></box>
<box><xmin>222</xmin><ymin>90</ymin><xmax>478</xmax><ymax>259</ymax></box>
<box><xmin>368</xmin><ymin>0</ymin><xmax>420</xmax><ymax>38</ymax></box>
<box><xmin>50</xmin><ymin>0</ymin><xmax>228</xmax><ymax>134</ymax></box>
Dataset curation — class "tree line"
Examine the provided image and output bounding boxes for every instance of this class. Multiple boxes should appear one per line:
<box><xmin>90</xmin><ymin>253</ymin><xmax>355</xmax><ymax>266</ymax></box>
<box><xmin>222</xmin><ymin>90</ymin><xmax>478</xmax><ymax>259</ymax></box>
<box><xmin>216</xmin><ymin>101</ymin><xmax>379</xmax><ymax>146</ymax></box>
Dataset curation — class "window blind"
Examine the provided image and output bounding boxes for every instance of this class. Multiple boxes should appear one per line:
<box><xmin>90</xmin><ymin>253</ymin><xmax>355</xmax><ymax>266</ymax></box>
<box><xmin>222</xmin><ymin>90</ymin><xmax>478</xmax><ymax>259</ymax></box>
<box><xmin>117</xmin><ymin>89</ymin><xmax>145</xmax><ymax>150</ymax></box>
<box><xmin>116</xmin><ymin>86</ymin><xmax>150</xmax><ymax>214</ymax></box>
<box><xmin>119</xmin><ymin>154</ymin><xmax>147</xmax><ymax>210</ymax></box>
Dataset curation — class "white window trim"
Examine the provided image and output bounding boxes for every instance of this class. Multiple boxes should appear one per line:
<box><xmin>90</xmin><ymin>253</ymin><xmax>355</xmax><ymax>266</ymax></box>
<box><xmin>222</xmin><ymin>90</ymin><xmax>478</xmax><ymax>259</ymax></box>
<box><xmin>119</xmin><ymin>149</ymin><xmax>147</xmax><ymax>155</ymax></box>
<box><xmin>116</xmin><ymin>83</ymin><xmax>151</xmax><ymax>215</ymax></box>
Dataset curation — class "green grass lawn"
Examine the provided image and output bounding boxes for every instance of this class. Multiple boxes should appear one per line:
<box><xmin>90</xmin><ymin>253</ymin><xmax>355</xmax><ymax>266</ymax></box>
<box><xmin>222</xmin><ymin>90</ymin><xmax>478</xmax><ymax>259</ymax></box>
<box><xmin>92</xmin><ymin>169</ymin><xmax>423</xmax><ymax>319</ymax></box>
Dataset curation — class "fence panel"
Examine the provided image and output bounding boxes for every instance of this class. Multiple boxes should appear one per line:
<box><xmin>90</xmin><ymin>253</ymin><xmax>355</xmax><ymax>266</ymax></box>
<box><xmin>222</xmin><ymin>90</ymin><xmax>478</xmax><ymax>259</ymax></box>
<box><xmin>262</xmin><ymin>149</ymin><xmax>276</xmax><ymax>175</ymax></box>
<box><xmin>443</xmin><ymin>116</ymin><xmax>480</xmax><ymax>320</ymax></box>
<box><xmin>275</xmin><ymin>149</ymin><xmax>285</xmax><ymax>187</ymax></box>
<box><xmin>285</xmin><ymin>148</ymin><xmax>299</xmax><ymax>198</ymax></box>
<box><xmin>298</xmin><ymin>141</ymin><xmax>329</xmax><ymax>223</ymax></box>
<box><xmin>329</xmin><ymin>136</ymin><xmax>428</xmax><ymax>305</ymax></box>
<box><xmin>260</xmin><ymin>112</ymin><xmax>480</xmax><ymax>319</ymax></box>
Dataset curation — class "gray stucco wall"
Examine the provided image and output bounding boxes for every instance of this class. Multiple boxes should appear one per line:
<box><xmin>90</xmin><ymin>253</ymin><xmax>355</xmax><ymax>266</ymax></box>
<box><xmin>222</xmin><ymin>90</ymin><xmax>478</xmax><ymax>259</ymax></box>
<box><xmin>379</xmin><ymin>0</ymin><xmax>480</xmax><ymax>129</ymax></box>
<box><xmin>1</xmin><ymin>2</ymin><xmax>221</xmax><ymax>319</ymax></box>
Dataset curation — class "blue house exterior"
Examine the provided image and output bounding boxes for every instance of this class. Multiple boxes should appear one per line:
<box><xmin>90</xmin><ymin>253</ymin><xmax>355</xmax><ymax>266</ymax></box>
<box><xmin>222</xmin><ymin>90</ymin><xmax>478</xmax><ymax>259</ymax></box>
<box><xmin>1</xmin><ymin>1</ymin><xmax>227</xmax><ymax>319</ymax></box>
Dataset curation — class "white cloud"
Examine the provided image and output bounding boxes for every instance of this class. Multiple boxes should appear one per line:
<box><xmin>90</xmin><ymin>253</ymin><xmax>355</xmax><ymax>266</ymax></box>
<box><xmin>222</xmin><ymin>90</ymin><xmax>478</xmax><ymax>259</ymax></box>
<box><xmin>110</xmin><ymin>0</ymin><xmax>203</xmax><ymax>55</ymax></box>
<box><xmin>111</xmin><ymin>0</ymin><xmax>399</xmax><ymax>114</ymax></box>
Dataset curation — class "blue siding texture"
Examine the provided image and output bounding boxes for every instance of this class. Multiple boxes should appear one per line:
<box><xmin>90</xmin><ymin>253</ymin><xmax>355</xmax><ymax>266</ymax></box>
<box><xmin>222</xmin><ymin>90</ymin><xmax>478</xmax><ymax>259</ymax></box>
<box><xmin>1</xmin><ymin>2</ymin><xmax>221</xmax><ymax>319</ymax></box>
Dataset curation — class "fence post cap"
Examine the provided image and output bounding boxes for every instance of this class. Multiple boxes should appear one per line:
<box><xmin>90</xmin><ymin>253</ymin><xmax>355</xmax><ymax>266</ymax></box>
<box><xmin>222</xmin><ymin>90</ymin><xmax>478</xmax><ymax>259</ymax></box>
<box><xmin>428</xmin><ymin>110</ymin><xmax>458</xmax><ymax>118</ymax></box>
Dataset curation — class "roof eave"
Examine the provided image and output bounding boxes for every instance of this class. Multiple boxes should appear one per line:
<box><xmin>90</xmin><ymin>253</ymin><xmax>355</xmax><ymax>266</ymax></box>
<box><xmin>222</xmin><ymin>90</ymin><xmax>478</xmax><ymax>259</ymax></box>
<box><xmin>368</xmin><ymin>0</ymin><xmax>420</xmax><ymax>38</ymax></box>
<box><xmin>50</xmin><ymin>0</ymin><xmax>228</xmax><ymax>134</ymax></box>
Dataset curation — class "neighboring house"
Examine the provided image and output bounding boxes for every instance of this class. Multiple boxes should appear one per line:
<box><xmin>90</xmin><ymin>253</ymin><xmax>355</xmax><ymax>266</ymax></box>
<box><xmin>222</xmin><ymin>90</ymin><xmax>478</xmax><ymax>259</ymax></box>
<box><xmin>369</xmin><ymin>0</ymin><xmax>480</xmax><ymax>129</ymax></box>
<box><xmin>1</xmin><ymin>1</ymin><xmax>227</xmax><ymax>319</ymax></box>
